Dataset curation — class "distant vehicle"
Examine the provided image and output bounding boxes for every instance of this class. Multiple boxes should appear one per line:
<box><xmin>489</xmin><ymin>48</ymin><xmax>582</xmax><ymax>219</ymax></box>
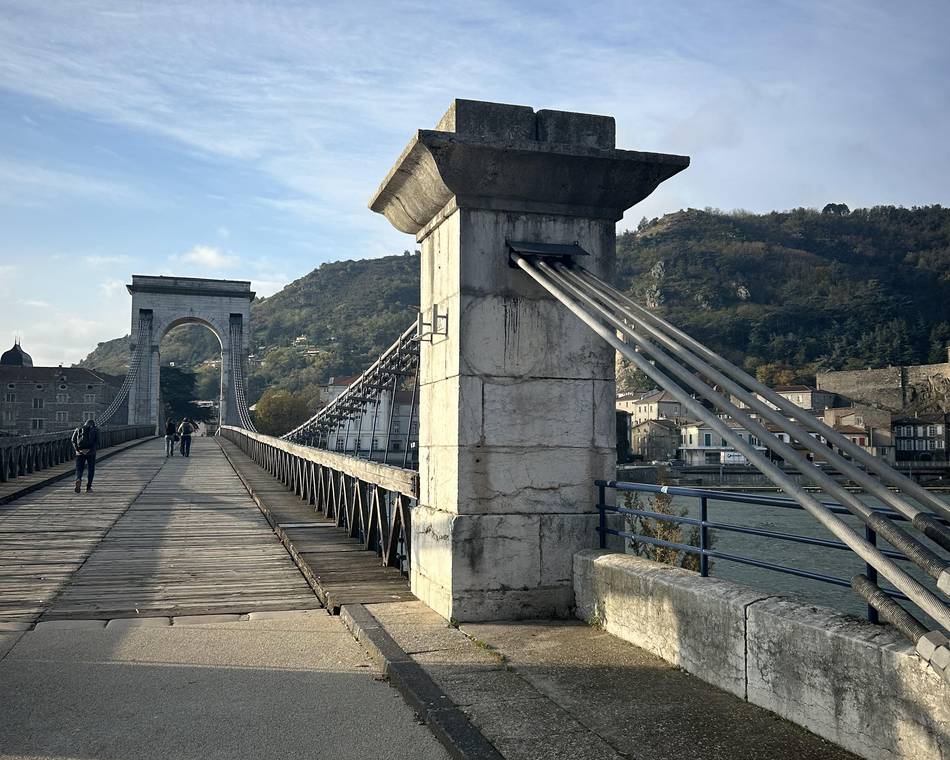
<box><xmin>720</xmin><ymin>451</ymin><xmax>748</xmax><ymax>465</ymax></box>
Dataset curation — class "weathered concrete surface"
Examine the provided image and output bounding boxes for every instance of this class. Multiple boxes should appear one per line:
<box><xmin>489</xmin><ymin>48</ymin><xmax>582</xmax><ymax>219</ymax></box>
<box><xmin>371</xmin><ymin>99</ymin><xmax>687</xmax><ymax>622</ymax></box>
<box><xmin>574</xmin><ymin>549</ymin><xmax>949</xmax><ymax>760</ymax></box>
<box><xmin>365</xmin><ymin>600</ymin><xmax>855</xmax><ymax>760</ymax></box>
<box><xmin>127</xmin><ymin>275</ymin><xmax>254</xmax><ymax>430</ymax></box>
<box><xmin>747</xmin><ymin>597</ymin><xmax>950</xmax><ymax>760</ymax></box>
<box><xmin>574</xmin><ymin>549</ymin><xmax>764</xmax><ymax>697</ymax></box>
<box><xmin>0</xmin><ymin>610</ymin><xmax>450</xmax><ymax>760</ymax></box>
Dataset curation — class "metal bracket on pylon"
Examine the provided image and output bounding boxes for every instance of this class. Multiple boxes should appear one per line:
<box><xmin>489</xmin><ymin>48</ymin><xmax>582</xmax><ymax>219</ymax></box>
<box><xmin>416</xmin><ymin>304</ymin><xmax>448</xmax><ymax>342</ymax></box>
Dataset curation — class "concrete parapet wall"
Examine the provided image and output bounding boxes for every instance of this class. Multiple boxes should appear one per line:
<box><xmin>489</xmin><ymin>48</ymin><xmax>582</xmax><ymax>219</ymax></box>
<box><xmin>574</xmin><ymin>549</ymin><xmax>950</xmax><ymax>760</ymax></box>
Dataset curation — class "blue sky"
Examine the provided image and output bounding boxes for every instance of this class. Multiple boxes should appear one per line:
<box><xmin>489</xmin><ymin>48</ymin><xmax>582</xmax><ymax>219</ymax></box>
<box><xmin>1</xmin><ymin>0</ymin><xmax>948</xmax><ymax>365</ymax></box>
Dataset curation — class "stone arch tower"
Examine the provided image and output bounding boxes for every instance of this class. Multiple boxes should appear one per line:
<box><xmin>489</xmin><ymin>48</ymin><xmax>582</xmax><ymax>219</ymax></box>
<box><xmin>126</xmin><ymin>275</ymin><xmax>255</xmax><ymax>432</ymax></box>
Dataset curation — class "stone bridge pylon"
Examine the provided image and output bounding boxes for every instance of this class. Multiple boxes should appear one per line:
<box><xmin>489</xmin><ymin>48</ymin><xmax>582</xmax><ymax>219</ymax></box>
<box><xmin>370</xmin><ymin>99</ymin><xmax>689</xmax><ymax>621</ymax></box>
<box><xmin>126</xmin><ymin>275</ymin><xmax>255</xmax><ymax>432</ymax></box>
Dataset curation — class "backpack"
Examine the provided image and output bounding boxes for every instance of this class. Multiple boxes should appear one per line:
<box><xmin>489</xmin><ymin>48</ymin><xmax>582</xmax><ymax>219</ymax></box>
<box><xmin>74</xmin><ymin>425</ymin><xmax>92</xmax><ymax>451</ymax></box>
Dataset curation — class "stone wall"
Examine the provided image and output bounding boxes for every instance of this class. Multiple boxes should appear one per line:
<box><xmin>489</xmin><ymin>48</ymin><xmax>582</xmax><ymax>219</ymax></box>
<box><xmin>574</xmin><ymin>549</ymin><xmax>949</xmax><ymax>760</ymax></box>
<box><xmin>817</xmin><ymin>355</ymin><xmax>950</xmax><ymax>413</ymax></box>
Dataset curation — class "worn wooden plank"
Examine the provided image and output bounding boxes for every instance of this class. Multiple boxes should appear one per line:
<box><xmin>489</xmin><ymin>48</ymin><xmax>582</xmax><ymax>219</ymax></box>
<box><xmin>219</xmin><ymin>438</ymin><xmax>415</xmax><ymax>615</ymax></box>
<box><xmin>0</xmin><ymin>437</ymin><xmax>320</xmax><ymax>623</ymax></box>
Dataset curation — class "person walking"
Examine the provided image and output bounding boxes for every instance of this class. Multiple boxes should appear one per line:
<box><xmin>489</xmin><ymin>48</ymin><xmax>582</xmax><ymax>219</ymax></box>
<box><xmin>164</xmin><ymin>418</ymin><xmax>177</xmax><ymax>457</ymax></box>
<box><xmin>71</xmin><ymin>418</ymin><xmax>100</xmax><ymax>493</ymax></box>
<box><xmin>177</xmin><ymin>418</ymin><xmax>194</xmax><ymax>457</ymax></box>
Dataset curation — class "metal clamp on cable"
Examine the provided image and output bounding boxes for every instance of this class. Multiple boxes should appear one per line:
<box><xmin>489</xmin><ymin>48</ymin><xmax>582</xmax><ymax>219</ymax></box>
<box><xmin>506</xmin><ymin>240</ymin><xmax>590</xmax><ymax>268</ymax></box>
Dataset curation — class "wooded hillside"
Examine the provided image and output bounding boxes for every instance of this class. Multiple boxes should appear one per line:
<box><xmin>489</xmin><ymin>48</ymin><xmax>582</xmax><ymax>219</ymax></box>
<box><xmin>79</xmin><ymin>205</ymin><xmax>950</xmax><ymax>402</ymax></box>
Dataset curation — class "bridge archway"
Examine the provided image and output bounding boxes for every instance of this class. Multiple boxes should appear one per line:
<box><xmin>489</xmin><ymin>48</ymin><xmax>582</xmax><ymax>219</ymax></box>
<box><xmin>126</xmin><ymin>275</ymin><xmax>255</xmax><ymax>432</ymax></box>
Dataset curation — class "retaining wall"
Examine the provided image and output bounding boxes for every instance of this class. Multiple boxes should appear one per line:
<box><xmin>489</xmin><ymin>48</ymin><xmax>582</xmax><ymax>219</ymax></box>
<box><xmin>574</xmin><ymin>549</ymin><xmax>949</xmax><ymax>760</ymax></box>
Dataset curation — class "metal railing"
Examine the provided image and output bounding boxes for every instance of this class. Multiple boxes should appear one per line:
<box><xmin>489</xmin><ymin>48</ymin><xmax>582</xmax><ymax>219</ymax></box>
<box><xmin>597</xmin><ymin>480</ymin><xmax>950</xmax><ymax>625</ymax></box>
<box><xmin>221</xmin><ymin>426</ymin><xmax>417</xmax><ymax>572</ymax></box>
<box><xmin>0</xmin><ymin>425</ymin><xmax>155</xmax><ymax>484</ymax></box>
<box><xmin>281</xmin><ymin>321</ymin><xmax>419</xmax><ymax>467</ymax></box>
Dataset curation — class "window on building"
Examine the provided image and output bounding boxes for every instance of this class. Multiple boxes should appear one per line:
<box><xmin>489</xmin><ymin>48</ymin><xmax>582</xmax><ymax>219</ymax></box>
<box><xmin>56</xmin><ymin>393</ymin><xmax>68</xmax><ymax>403</ymax></box>
<box><xmin>928</xmin><ymin>439</ymin><xmax>936</xmax><ymax>450</ymax></box>
<box><xmin>82</xmin><ymin>411</ymin><xmax>95</xmax><ymax>422</ymax></box>
<box><xmin>32</xmin><ymin>398</ymin><xmax>44</xmax><ymax>409</ymax></box>
<box><xmin>59</xmin><ymin>384</ymin><xmax>68</xmax><ymax>390</ymax></box>
<box><xmin>83</xmin><ymin>393</ymin><xmax>95</xmax><ymax>403</ymax></box>
<box><xmin>2</xmin><ymin>411</ymin><xmax>14</xmax><ymax>423</ymax></box>
<box><xmin>859</xmin><ymin>437</ymin><xmax>866</xmax><ymax>446</ymax></box>
<box><xmin>86</xmin><ymin>384</ymin><xmax>94</xmax><ymax>390</ymax></box>
<box><xmin>35</xmin><ymin>384</ymin><xmax>43</xmax><ymax>390</ymax></box>
<box><xmin>928</xmin><ymin>426</ymin><xmax>938</xmax><ymax>437</ymax></box>
<box><xmin>6</xmin><ymin>383</ymin><xmax>14</xmax><ymax>389</ymax></box>
<box><xmin>703</xmin><ymin>433</ymin><xmax>711</xmax><ymax>447</ymax></box>
<box><xmin>4</xmin><ymin>392</ymin><xmax>14</xmax><ymax>403</ymax></box>
<box><xmin>55</xmin><ymin>411</ymin><xmax>69</xmax><ymax>423</ymax></box>
<box><xmin>391</xmin><ymin>440</ymin><xmax>402</xmax><ymax>451</ymax></box>
<box><xmin>31</xmin><ymin>418</ymin><xmax>44</xmax><ymax>430</ymax></box>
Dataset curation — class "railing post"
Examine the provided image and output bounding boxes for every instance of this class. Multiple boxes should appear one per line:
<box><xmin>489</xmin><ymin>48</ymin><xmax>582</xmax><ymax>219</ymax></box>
<box><xmin>598</xmin><ymin>482</ymin><xmax>607</xmax><ymax>549</ymax></box>
<box><xmin>865</xmin><ymin>523</ymin><xmax>880</xmax><ymax>624</ymax></box>
<box><xmin>699</xmin><ymin>496</ymin><xmax>710</xmax><ymax>577</ymax></box>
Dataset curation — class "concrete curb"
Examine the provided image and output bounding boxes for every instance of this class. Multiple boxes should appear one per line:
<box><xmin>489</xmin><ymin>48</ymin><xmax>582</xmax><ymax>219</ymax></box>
<box><xmin>0</xmin><ymin>435</ymin><xmax>158</xmax><ymax>506</ymax></box>
<box><xmin>340</xmin><ymin>604</ymin><xmax>504</xmax><ymax>760</ymax></box>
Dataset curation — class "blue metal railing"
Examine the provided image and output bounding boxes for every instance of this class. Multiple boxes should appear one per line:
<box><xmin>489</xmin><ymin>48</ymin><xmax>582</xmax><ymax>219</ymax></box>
<box><xmin>596</xmin><ymin>480</ymin><xmax>949</xmax><ymax>624</ymax></box>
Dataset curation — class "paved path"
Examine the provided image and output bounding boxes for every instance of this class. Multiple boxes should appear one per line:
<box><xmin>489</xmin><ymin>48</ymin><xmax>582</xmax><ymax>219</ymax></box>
<box><xmin>0</xmin><ymin>438</ymin><xmax>449</xmax><ymax>760</ymax></box>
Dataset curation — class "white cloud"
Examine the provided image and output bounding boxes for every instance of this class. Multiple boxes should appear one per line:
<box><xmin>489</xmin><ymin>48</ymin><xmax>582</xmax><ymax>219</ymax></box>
<box><xmin>0</xmin><ymin>159</ymin><xmax>143</xmax><ymax>206</ymax></box>
<box><xmin>99</xmin><ymin>279</ymin><xmax>126</xmax><ymax>298</ymax></box>
<box><xmin>84</xmin><ymin>254</ymin><xmax>131</xmax><ymax>267</ymax></box>
<box><xmin>17</xmin><ymin>299</ymin><xmax>50</xmax><ymax>308</ymax></box>
<box><xmin>174</xmin><ymin>245</ymin><xmax>238</xmax><ymax>270</ymax></box>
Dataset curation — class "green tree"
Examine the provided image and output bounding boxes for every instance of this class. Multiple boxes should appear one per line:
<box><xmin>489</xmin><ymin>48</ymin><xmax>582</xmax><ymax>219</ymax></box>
<box><xmin>252</xmin><ymin>389</ymin><xmax>314</xmax><ymax>436</ymax></box>
<box><xmin>624</xmin><ymin>491</ymin><xmax>703</xmax><ymax>572</ymax></box>
<box><xmin>160</xmin><ymin>366</ymin><xmax>211</xmax><ymax>423</ymax></box>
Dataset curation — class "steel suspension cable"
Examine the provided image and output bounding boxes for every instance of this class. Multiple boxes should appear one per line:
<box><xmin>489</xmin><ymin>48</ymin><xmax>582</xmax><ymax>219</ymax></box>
<box><xmin>545</xmin><ymin>262</ymin><xmax>949</xmax><ymax>589</ymax></box>
<box><xmin>513</xmin><ymin>253</ymin><xmax>950</xmax><ymax>633</ymax></box>
<box><xmin>98</xmin><ymin>314</ymin><xmax>152</xmax><ymax>425</ymax></box>
<box><xmin>571</xmin><ymin>266</ymin><xmax>950</xmax><ymax>528</ymax></box>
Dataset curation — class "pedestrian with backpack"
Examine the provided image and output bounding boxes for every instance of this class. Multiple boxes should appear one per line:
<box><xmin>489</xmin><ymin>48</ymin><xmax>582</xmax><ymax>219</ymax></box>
<box><xmin>164</xmin><ymin>418</ymin><xmax>177</xmax><ymax>457</ymax></box>
<box><xmin>71</xmin><ymin>418</ymin><xmax>100</xmax><ymax>493</ymax></box>
<box><xmin>177</xmin><ymin>418</ymin><xmax>194</xmax><ymax>457</ymax></box>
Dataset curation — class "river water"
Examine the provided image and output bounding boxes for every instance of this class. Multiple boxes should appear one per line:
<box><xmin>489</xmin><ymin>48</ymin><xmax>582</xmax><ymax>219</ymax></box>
<box><xmin>618</xmin><ymin>488</ymin><xmax>950</xmax><ymax>626</ymax></box>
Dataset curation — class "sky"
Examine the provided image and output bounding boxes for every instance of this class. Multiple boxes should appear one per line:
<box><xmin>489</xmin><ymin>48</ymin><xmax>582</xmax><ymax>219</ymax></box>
<box><xmin>1</xmin><ymin>0</ymin><xmax>948</xmax><ymax>366</ymax></box>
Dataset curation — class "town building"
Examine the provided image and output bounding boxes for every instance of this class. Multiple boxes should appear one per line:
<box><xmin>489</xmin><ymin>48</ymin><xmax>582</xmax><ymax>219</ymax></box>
<box><xmin>622</xmin><ymin>389</ymin><xmax>688</xmax><ymax>426</ymax></box>
<box><xmin>821</xmin><ymin>405</ymin><xmax>895</xmax><ymax>463</ymax></box>
<box><xmin>322</xmin><ymin>375</ymin><xmax>419</xmax><ymax>466</ymax></box>
<box><xmin>0</xmin><ymin>340</ymin><xmax>124</xmax><ymax>435</ymax></box>
<box><xmin>629</xmin><ymin>418</ymin><xmax>679</xmax><ymax>462</ymax></box>
<box><xmin>677</xmin><ymin>420</ymin><xmax>768</xmax><ymax>465</ymax></box>
<box><xmin>733</xmin><ymin>385</ymin><xmax>837</xmax><ymax>415</ymax></box>
<box><xmin>891</xmin><ymin>414</ymin><xmax>948</xmax><ymax>462</ymax></box>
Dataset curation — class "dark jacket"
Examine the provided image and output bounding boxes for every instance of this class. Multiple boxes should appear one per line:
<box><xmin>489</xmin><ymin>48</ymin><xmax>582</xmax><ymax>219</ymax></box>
<box><xmin>72</xmin><ymin>422</ymin><xmax>100</xmax><ymax>454</ymax></box>
<box><xmin>165</xmin><ymin>421</ymin><xmax>176</xmax><ymax>436</ymax></box>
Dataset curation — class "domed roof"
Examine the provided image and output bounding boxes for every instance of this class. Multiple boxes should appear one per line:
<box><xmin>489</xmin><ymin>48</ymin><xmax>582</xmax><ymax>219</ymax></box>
<box><xmin>0</xmin><ymin>340</ymin><xmax>33</xmax><ymax>367</ymax></box>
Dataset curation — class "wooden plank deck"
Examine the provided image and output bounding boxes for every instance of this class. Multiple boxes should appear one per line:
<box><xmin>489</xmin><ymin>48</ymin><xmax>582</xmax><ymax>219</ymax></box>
<box><xmin>218</xmin><ymin>438</ymin><xmax>415</xmax><ymax>613</ymax></box>
<box><xmin>0</xmin><ymin>444</ymin><xmax>166</xmax><ymax>624</ymax></box>
<box><xmin>0</xmin><ymin>435</ymin><xmax>154</xmax><ymax>505</ymax></box>
<box><xmin>42</xmin><ymin>438</ymin><xmax>320</xmax><ymax>620</ymax></box>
